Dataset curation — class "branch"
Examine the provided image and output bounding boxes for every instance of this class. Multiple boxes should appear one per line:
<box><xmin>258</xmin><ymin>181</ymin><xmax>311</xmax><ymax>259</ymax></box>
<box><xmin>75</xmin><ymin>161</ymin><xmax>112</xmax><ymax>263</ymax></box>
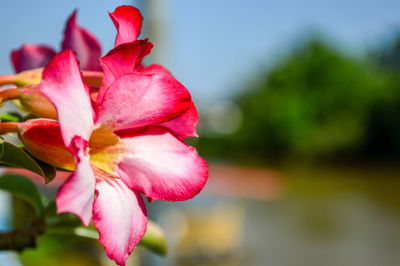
<box><xmin>0</xmin><ymin>219</ymin><xmax>45</xmax><ymax>251</ymax></box>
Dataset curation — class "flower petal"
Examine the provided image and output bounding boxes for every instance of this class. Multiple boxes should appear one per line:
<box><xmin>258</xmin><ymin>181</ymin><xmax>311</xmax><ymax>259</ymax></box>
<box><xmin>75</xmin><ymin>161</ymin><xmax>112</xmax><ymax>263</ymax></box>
<box><xmin>11</xmin><ymin>44</ymin><xmax>56</xmax><ymax>73</ymax></box>
<box><xmin>109</xmin><ymin>5</ymin><xmax>143</xmax><ymax>46</ymax></box>
<box><xmin>141</xmin><ymin>64</ymin><xmax>172</xmax><ymax>76</ymax></box>
<box><xmin>117</xmin><ymin>126</ymin><xmax>208</xmax><ymax>201</ymax></box>
<box><xmin>40</xmin><ymin>50</ymin><xmax>94</xmax><ymax>150</ymax></box>
<box><xmin>98</xmin><ymin>42</ymin><xmax>197</xmax><ymax>138</ymax></box>
<box><xmin>97</xmin><ymin>40</ymin><xmax>153</xmax><ymax>104</ymax></box>
<box><xmin>93</xmin><ymin>176</ymin><xmax>147</xmax><ymax>266</ymax></box>
<box><xmin>56</xmin><ymin>139</ymin><xmax>95</xmax><ymax>226</ymax></box>
<box><xmin>62</xmin><ymin>10</ymin><xmax>102</xmax><ymax>71</ymax></box>
<box><xmin>157</xmin><ymin>101</ymin><xmax>199</xmax><ymax>139</ymax></box>
<box><xmin>96</xmin><ymin>73</ymin><xmax>191</xmax><ymax>131</ymax></box>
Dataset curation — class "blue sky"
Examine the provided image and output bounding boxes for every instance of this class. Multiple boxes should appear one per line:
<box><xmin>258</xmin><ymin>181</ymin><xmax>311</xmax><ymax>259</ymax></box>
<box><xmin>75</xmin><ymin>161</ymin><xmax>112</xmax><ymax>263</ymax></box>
<box><xmin>1</xmin><ymin>0</ymin><xmax>400</xmax><ymax>104</ymax></box>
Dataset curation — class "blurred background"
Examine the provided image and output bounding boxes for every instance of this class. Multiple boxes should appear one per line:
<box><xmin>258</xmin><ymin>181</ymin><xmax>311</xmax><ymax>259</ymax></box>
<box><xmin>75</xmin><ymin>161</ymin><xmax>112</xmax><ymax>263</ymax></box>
<box><xmin>1</xmin><ymin>0</ymin><xmax>400</xmax><ymax>265</ymax></box>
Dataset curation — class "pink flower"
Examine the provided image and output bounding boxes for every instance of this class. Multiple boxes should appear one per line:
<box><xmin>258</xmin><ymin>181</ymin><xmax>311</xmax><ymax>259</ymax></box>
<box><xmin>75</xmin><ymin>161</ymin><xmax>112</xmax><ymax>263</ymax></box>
<box><xmin>10</xmin><ymin>5</ymin><xmax>146</xmax><ymax>74</ymax></box>
<box><xmin>18</xmin><ymin>46</ymin><xmax>207</xmax><ymax>265</ymax></box>
<box><xmin>6</xmin><ymin>7</ymin><xmax>207</xmax><ymax>264</ymax></box>
<box><xmin>11</xmin><ymin>9</ymin><xmax>102</xmax><ymax>72</ymax></box>
<box><xmin>100</xmin><ymin>39</ymin><xmax>199</xmax><ymax>140</ymax></box>
<box><xmin>6</xmin><ymin>5</ymin><xmax>198</xmax><ymax>140</ymax></box>
<box><xmin>11</xmin><ymin>45</ymin><xmax>57</xmax><ymax>73</ymax></box>
<box><xmin>101</xmin><ymin>5</ymin><xmax>199</xmax><ymax>139</ymax></box>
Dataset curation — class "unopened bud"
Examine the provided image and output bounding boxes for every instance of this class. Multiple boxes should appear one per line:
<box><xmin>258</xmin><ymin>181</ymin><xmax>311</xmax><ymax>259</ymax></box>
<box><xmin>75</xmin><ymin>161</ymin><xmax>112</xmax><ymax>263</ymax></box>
<box><xmin>0</xmin><ymin>68</ymin><xmax>42</xmax><ymax>88</ymax></box>
<box><xmin>14</xmin><ymin>68</ymin><xmax>43</xmax><ymax>87</ymax></box>
<box><xmin>0</xmin><ymin>68</ymin><xmax>103</xmax><ymax>89</ymax></box>
<box><xmin>18</xmin><ymin>119</ymin><xmax>76</xmax><ymax>170</ymax></box>
<box><xmin>0</xmin><ymin>84</ymin><xmax>102</xmax><ymax>120</ymax></box>
<box><xmin>18</xmin><ymin>85</ymin><xmax>57</xmax><ymax>119</ymax></box>
<box><xmin>0</xmin><ymin>86</ymin><xmax>57</xmax><ymax>119</ymax></box>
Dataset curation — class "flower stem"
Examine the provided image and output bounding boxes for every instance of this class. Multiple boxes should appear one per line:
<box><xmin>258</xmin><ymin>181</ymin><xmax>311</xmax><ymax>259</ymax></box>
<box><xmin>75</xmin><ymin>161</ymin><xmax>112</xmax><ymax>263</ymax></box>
<box><xmin>0</xmin><ymin>75</ymin><xmax>16</xmax><ymax>87</ymax></box>
<box><xmin>0</xmin><ymin>219</ymin><xmax>45</xmax><ymax>251</ymax></box>
<box><xmin>0</xmin><ymin>87</ymin><xmax>21</xmax><ymax>105</ymax></box>
<box><xmin>0</xmin><ymin>122</ymin><xmax>20</xmax><ymax>135</ymax></box>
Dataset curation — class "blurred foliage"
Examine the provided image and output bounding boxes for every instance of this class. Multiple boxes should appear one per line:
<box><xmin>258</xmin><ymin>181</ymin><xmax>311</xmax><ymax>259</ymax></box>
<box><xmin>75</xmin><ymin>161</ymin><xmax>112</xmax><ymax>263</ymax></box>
<box><xmin>0</xmin><ymin>174</ymin><xmax>43</xmax><ymax>215</ymax></box>
<box><xmin>371</xmin><ymin>33</ymin><xmax>400</xmax><ymax>72</ymax></box>
<box><xmin>19</xmin><ymin>234</ymin><xmax>101</xmax><ymax>266</ymax></box>
<box><xmin>199</xmin><ymin>38</ymin><xmax>400</xmax><ymax>163</ymax></box>
<box><xmin>0</xmin><ymin>173</ymin><xmax>167</xmax><ymax>264</ymax></box>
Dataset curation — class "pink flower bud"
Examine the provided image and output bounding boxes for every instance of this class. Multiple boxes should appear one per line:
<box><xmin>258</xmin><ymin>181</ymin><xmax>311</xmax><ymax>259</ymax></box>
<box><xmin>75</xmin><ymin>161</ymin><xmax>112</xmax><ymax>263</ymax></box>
<box><xmin>18</xmin><ymin>85</ymin><xmax>57</xmax><ymax>119</ymax></box>
<box><xmin>18</xmin><ymin>119</ymin><xmax>76</xmax><ymax>170</ymax></box>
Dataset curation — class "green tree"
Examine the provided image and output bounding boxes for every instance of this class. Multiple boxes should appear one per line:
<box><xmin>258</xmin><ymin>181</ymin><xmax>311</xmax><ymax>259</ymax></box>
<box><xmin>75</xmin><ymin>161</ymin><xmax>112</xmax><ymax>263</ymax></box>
<box><xmin>199</xmin><ymin>39</ymin><xmax>400</xmax><ymax>163</ymax></box>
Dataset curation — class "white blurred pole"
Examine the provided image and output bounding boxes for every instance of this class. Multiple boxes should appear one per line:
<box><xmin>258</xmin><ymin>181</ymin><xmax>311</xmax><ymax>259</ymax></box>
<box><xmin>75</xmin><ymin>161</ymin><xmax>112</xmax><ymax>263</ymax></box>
<box><xmin>144</xmin><ymin>0</ymin><xmax>170</xmax><ymax>64</ymax></box>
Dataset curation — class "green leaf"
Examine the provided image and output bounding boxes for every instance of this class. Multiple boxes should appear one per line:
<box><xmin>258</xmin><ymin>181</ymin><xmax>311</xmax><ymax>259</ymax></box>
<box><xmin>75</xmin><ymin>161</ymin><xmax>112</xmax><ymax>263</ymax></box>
<box><xmin>0</xmin><ymin>141</ymin><xmax>56</xmax><ymax>183</ymax></box>
<box><xmin>43</xmin><ymin>199</ymin><xmax>57</xmax><ymax>218</ymax></box>
<box><xmin>26</xmin><ymin>153</ymin><xmax>56</xmax><ymax>184</ymax></box>
<box><xmin>0</xmin><ymin>174</ymin><xmax>43</xmax><ymax>215</ymax></box>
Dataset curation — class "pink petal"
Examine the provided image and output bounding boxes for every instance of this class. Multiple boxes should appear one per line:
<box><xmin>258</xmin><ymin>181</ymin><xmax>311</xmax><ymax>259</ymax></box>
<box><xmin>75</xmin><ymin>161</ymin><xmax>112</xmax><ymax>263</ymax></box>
<box><xmin>98</xmin><ymin>42</ymin><xmax>197</xmax><ymax>138</ymax></box>
<box><xmin>40</xmin><ymin>50</ymin><xmax>94</xmax><ymax>150</ymax></box>
<box><xmin>117</xmin><ymin>126</ymin><xmax>208</xmax><ymax>201</ymax></box>
<box><xmin>97</xmin><ymin>40</ymin><xmax>153</xmax><ymax>104</ymax></box>
<box><xmin>56</xmin><ymin>140</ymin><xmax>95</xmax><ymax>226</ymax></box>
<box><xmin>136</xmin><ymin>64</ymin><xmax>199</xmax><ymax>139</ymax></box>
<box><xmin>157</xmin><ymin>101</ymin><xmax>199</xmax><ymax>139</ymax></box>
<box><xmin>96</xmin><ymin>73</ymin><xmax>191</xmax><ymax>131</ymax></box>
<box><xmin>93</xmin><ymin>176</ymin><xmax>147</xmax><ymax>266</ymax></box>
<box><xmin>62</xmin><ymin>10</ymin><xmax>102</xmax><ymax>71</ymax></box>
<box><xmin>10</xmin><ymin>44</ymin><xmax>56</xmax><ymax>73</ymax></box>
<box><xmin>141</xmin><ymin>64</ymin><xmax>172</xmax><ymax>76</ymax></box>
<box><xmin>109</xmin><ymin>5</ymin><xmax>143</xmax><ymax>47</ymax></box>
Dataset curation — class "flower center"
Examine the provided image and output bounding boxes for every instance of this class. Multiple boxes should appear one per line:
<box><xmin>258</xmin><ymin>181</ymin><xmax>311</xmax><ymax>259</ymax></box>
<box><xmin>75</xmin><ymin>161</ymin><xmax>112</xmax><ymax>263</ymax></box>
<box><xmin>88</xmin><ymin>125</ymin><xmax>127</xmax><ymax>175</ymax></box>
